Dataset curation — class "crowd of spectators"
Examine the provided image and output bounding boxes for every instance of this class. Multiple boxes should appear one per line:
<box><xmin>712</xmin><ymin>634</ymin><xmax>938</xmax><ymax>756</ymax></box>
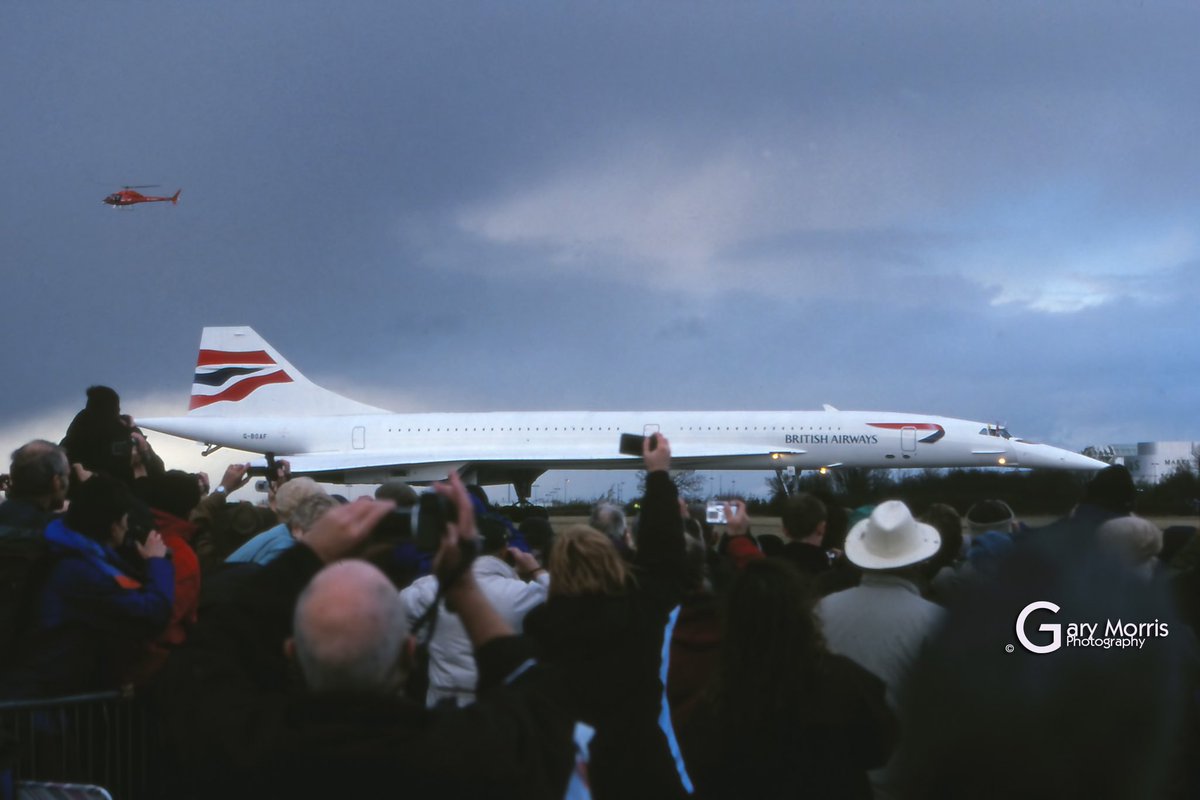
<box><xmin>1</xmin><ymin>384</ymin><xmax>1199</xmax><ymax>798</ymax></box>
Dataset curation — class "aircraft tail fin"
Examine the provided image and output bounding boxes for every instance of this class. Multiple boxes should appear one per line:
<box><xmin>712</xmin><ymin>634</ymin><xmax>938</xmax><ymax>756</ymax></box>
<box><xmin>171</xmin><ymin>190</ymin><xmax>181</xmax><ymax>205</ymax></box>
<box><xmin>187</xmin><ymin>327</ymin><xmax>388</xmax><ymax>417</ymax></box>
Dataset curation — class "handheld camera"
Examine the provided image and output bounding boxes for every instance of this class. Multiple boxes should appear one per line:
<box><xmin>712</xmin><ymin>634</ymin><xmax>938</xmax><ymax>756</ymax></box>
<box><xmin>372</xmin><ymin>491</ymin><xmax>459</xmax><ymax>552</ymax></box>
<box><xmin>705</xmin><ymin>500</ymin><xmax>730</xmax><ymax>525</ymax></box>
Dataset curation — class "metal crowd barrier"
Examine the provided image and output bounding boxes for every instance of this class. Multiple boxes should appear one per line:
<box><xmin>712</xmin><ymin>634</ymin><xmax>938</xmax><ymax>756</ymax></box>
<box><xmin>0</xmin><ymin>690</ymin><xmax>149</xmax><ymax>800</ymax></box>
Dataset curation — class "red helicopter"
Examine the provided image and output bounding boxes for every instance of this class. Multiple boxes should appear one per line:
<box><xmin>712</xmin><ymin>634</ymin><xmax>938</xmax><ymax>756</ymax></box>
<box><xmin>102</xmin><ymin>185</ymin><xmax>181</xmax><ymax>208</ymax></box>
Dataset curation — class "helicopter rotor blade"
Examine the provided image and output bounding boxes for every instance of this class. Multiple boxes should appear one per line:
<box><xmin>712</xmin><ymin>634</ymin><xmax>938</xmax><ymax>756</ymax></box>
<box><xmin>122</xmin><ymin>184</ymin><xmax>161</xmax><ymax>189</ymax></box>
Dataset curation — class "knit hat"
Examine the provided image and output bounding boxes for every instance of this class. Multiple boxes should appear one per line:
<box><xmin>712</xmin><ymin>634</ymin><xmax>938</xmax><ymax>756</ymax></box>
<box><xmin>1096</xmin><ymin>516</ymin><xmax>1163</xmax><ymax>567</ymax></box>
<box><xmin>965</xmin><ymin>500</ymin><xmax>1016</xmax><ymax>536</ymax></box>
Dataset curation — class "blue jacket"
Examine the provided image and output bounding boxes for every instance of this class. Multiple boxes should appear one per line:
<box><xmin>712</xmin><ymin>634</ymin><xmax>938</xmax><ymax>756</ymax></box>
<box><xmin>3</xmin><ymin>519</ymin><xmax>175</xmax><ymax>697</ymax></box>
<box><xmin>38</xmin><ymin>518</ymin><xmax>175</xmax><ymax>635</ymax></box>
<box><xmin>225</xmin><ymin>522</ymin><xmax>296</xmax><ymax>565</ymax></box>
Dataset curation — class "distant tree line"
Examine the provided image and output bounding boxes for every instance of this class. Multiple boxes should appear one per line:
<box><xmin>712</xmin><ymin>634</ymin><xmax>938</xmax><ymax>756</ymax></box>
<box><xmin>513</xmin><ymin>465</ymin><xmax>1200</xmax><ymax>521</ymax></box>
<box><xmin>754</xmin><ymin>466</ymin><xmax>1200</xmax><ymax>519</ymax></box>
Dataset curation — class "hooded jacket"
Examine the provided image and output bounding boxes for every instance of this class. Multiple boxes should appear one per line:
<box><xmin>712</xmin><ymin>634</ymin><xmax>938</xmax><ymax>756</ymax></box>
<box><xmin>9</xmin><ymin>518</ymin><xmax>174</xmax><ymax>696</ymax></box>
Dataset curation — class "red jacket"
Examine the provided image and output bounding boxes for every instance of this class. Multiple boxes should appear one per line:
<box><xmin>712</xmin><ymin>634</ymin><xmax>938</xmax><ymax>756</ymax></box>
<box><xmin>127</xmin><ymin>509</ymin><xmax>201</xmax><ymax>683</ymax></box>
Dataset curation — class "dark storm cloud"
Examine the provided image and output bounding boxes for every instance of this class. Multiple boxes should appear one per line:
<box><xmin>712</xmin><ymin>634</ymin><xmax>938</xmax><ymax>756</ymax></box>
<box><xmin>2</xmin><ymin>1</ymin><xmax>1199</xmax><ymax>462</ymax></box>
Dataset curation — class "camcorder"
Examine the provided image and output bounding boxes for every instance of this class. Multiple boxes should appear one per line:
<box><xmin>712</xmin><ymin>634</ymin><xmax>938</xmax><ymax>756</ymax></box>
<box><xmin>372</xmin><ymin>491</ymin><xmax>459</xmax><ymax>552</ymax></box>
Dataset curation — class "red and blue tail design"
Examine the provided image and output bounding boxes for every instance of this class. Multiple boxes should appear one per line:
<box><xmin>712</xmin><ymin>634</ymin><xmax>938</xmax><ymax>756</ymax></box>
<box><xmin>185</xmin><ymin>327</ymin><xmax>388</xmax><ymax>417</ymax></box>
<box><xmin>189</xmin><ymin>348</ymin><xmax>294</xmax><ymax>410</ymax></box>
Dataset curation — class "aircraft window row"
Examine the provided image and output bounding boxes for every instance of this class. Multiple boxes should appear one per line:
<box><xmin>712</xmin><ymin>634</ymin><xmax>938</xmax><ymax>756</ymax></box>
<box><xmin>677</xmin><ymin>427</ymin><xmax>842</xmax><ymax>432</ymax></box>
<box><xmin>381</xmin><ymin>426</ymin><xmax>848</xmax><ymax>433</ymax></box>
<box><xmin>386</xmin><ymin>427</ymin><xmax>625</xmax><ymax>433</ymax></box>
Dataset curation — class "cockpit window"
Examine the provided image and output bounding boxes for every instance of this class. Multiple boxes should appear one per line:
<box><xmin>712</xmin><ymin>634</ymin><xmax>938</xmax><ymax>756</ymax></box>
<box><xmin>979</xmin><ymin>425</ymin><xmax>1013</xmax><ymax>439</ymax></box>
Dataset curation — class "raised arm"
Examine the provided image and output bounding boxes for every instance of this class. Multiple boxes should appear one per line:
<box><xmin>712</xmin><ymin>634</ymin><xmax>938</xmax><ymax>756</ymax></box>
<box><xmin>634</xmin><ymin>433</ymin><xmax>686</xmax><ymax>591</ymax></box>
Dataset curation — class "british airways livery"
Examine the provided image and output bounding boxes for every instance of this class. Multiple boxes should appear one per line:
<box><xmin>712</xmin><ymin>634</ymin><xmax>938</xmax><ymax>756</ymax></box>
<box><xmin>137</xmin><ymin>327</ymin><xmax>1107</xmax><ymax>499</ymax></box>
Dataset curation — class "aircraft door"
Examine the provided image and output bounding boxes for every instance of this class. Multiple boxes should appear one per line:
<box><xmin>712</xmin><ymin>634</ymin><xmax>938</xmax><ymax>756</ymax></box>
<box><xmin>352</xmin><ymin>426</ymin><xmax>366</xmax><ymax>450</ymax></box>
<box><xmin>643</xmin><ymin>424</ymin><xmax>660</xmax><ymax>436</ymax></box>
<box><xmin>901</xmin><ymin>426</ymin><xmax>917</xmax><ymax>452</ymax></box>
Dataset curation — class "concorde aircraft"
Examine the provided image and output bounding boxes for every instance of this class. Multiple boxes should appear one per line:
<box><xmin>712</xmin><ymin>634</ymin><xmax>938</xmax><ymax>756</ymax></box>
<box><xmin>136</xmin><ymin>327</ymin><xmax>1107</xmax><ymax>500</ymax></box>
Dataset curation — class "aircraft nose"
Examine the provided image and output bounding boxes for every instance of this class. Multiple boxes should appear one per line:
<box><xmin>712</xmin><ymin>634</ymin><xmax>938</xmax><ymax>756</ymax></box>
<box><xmin>1016</xmin><ymin>443</ymin><xmax>1108</xmax><ymax>471</ymax></box>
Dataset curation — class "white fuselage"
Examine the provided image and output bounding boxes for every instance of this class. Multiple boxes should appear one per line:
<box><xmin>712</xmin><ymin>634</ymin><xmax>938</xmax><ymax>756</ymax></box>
<box><xmin>139</xmin><ymin>408</ymin><xmax>1105</xmax><ymax>484</ymax></box>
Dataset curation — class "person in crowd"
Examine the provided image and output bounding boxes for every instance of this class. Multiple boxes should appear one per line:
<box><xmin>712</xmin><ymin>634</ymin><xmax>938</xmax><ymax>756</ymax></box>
<box><xmin>817</xmin><ymin>500</ymin><xmax>946</xmax><ymax>709</ymax></box>
<box><xmin>60</xmin><ymin>385</ymin><xmax>129</xmax><ymax>483</ymax></box>
<box><xmin>921</xmin><ymin>502</ymin><xmax>964</xmax><ymax>604</ymax></box>
<box><xmin>131</xmin><ymin>470</ymin><xmax>205</xmax><ymax>682</ymax></box>
<box><xmin>189</xmin><ymin>462</ymin><xmax>276</xmax><ymax>568</ymax></box>
<box><xmin>816</xmin><ymin>491</ymin><xmax>861</xmax><ymax>595</ymax></box>
<box><xmin>817</xmin><ymin>499</ymin><xmax>946</xmax><ymax>797</ymax></box>
<box><xmin>777</xmin><ymin>491</ymin><xmax>857</xmax><ymax>596</ymax></box>
<box><xmin>519</xmin><ymin>515</ymin><xmax>556</xmax><ymax>564</ymax></box>
<box><xmin>815</xmin><ymin>491</ymin><xmax>851</xmax><ymax>555</ymax></box>
<box><xmin>964</xmin><ymin>498</ymin><xmax>1019</xmax><ymax>543</ymax></box>
<box><xmin>375</xmin><ymin>478</ymin><xmax>418</xmax><ymax>505</ymax></box>
<box><xmin>777</xmin><ymin>492</ymin><xmax>833</xmax><ymax>576</ymax></box>
<box><xmin>13</xmin><ymin>474</ymin><xmax>173</xmax><ymax>696</ymax></box>
<box><xmin>60</xmin><ymin>386</ymin><xmax>164</xmax><ymax>488</ymax></box>
<box><xmin>1097</xmin><ymin>515</ymin><xmax>1164</xmax><ymax>580</ymax></box>
<box><xmin>920</xmin><ymin>503</ymin><xmax>963</xmax><ymax>569</ymax></box>
<box><xmin>401</xmin><ymin>512</ymin><xmax>550</xmax><ymax>707</ymax></box>
<box><xmin>589</xmin><ymin>500</ymin><xmax>635</xmax><ymax>561</ymax></box>
<box><xmin>667</xmin><ymin>526</ymin><xmax>722</xmax><ymax>732</ymax></box>
<box><xmin>523</xmin><ymin>433</ymin><xmax>691</xmax><ymax>799</ymax></box>
<box><xmin>892</xmin><ymin>502</ymin><xmax>1198</xmax><ymax>799</ymax></box>
<box><xmin>0</xmin><ymin>442</ymin><xmax>71</xmax><ymax>694</ymax></box>
<box><xmin>1064</xmin><ymin>464</ymin><xmax>1139</xmax><ymax>530</ymax></box>
<box><xmin>0</xmin><ymin>440</ymin><xmax>68</xmax><ymax>533</ymax></box>
<box><xmin>930</xmin><ymin>501</ymin><xmax>1020</xmax><ymax>605</ymax></box>
<box><xmin>225</xmin><ymin>478</ymin><xmax>329</xmax><ymax>565</ymax></box>
<box><xmin>153</xmin><ymin>475</ymin><xmax>578</xmax><ymax>800</ymax></box>
<box><xmin>680</xmin><ymin>558</ymin><xmax>896</xmax><ymax>799</ymax></box>
<box><xmin>713</xmin><ymin>497</ymin><xmax>764</xmax><ymax>573</ymax></box>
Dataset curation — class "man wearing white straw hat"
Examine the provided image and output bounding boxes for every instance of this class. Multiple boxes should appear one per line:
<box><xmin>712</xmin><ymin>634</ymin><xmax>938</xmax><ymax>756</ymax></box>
<box><xmin>816</xmin><ymin>500</ymin><xmax>947</xmax><ymax>711</ymax></box>
<box><xmin>817</xmin><ymin>500</ymin><xmax>948</xmax><ymax>800</ymax></box>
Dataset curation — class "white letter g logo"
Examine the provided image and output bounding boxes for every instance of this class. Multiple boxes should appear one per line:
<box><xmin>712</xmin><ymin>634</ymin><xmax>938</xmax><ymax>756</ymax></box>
<box><xmin>1016</xmin><ymin>601</ymin><xmax>1061</xmax><ymax>654</ymax></box>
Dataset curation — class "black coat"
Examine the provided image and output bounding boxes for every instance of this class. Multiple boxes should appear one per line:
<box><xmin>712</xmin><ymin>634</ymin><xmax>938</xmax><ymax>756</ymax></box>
<box><xmin>524</xmin><ymin>469</ymin><xmax>690</xmax><ymax>800</ymax></box>
<box><xmin>679</xmin><ymin>652</ymin><xmax>896</xmax><ymax>800</ymax></box>
<box><xmin>61</xmin><ymin>407</ymin><xmax>134</xmax><ymax>485</ymax></box>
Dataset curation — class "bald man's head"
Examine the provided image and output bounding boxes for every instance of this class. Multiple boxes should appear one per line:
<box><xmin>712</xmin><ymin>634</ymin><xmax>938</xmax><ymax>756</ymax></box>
<box><xmin>291</xmin><ymin>560</ymin><xmax>409</xmax><ymax>694</ymax></box>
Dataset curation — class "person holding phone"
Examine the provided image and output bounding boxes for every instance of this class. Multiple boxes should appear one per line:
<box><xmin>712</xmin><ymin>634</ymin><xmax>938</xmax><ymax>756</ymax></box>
<box><xmin>523</xmin><ymin>432</ymin><xmax>694</xmax><ymax>799</ymax></box>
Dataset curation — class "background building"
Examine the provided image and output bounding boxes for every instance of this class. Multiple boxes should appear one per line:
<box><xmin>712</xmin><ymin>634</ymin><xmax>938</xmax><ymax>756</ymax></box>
<box><xmin>1084</xmin><ymin>442</ymin><xmax>1200</xmax><ymax>484</ymax></box>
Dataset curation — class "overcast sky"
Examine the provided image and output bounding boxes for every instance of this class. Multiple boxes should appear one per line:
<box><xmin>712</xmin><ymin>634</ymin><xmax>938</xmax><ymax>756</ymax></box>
<box><xmin>3</xmin><ymin>2</ymin><xmax>1198</xmax><ymax>500</ymax></box>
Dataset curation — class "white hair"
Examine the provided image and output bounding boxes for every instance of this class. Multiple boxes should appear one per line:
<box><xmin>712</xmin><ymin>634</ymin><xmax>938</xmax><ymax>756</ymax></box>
<box><xmin>292</xmin><ymin>561</ymin><xmax>408</xmax><ymax>694</ymax></box>
<box><xmin>589</xmin><ymin>502</ymin><xmax>627</xmax><ymax>544</ymax></box>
